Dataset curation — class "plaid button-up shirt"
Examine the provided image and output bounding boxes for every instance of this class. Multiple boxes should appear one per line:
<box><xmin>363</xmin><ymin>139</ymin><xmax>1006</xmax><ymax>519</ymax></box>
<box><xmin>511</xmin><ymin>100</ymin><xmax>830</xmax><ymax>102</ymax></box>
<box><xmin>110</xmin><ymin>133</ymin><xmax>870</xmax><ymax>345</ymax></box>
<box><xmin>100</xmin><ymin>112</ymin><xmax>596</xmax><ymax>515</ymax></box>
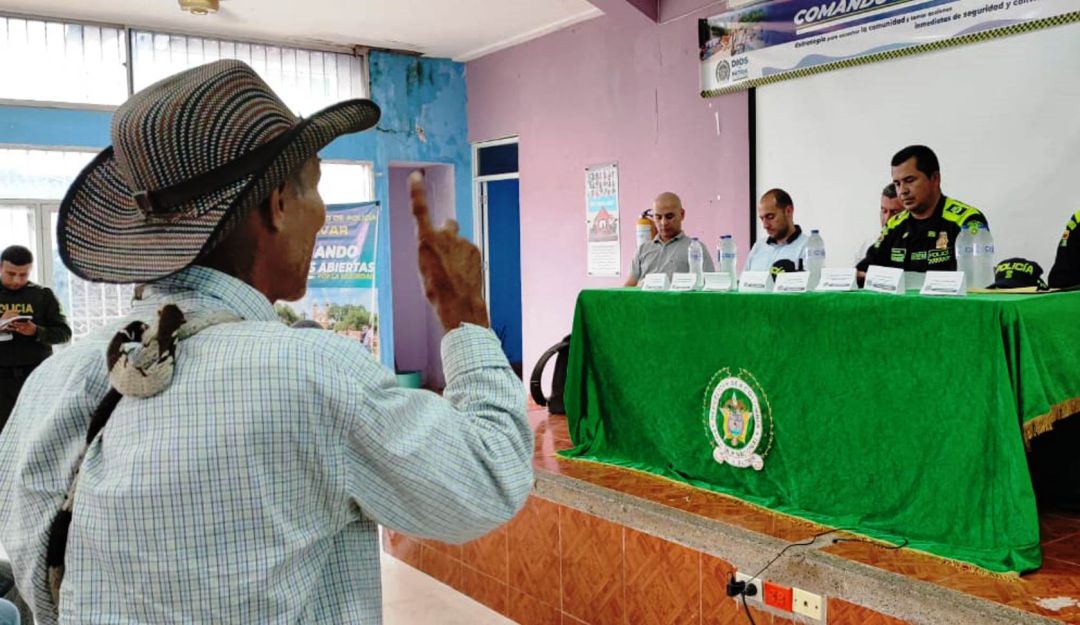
<box><xmin>0</xmin><ymin>266</ymin><xmax>533</xmax><ymax>624</ymax></box>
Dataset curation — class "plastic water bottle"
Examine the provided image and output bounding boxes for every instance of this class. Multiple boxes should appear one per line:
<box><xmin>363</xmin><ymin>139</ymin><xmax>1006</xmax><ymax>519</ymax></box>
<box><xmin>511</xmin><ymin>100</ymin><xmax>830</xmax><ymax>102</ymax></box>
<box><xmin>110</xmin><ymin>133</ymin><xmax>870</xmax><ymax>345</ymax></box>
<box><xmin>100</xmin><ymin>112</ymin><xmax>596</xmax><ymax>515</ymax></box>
<box><xmin>718</xmin><ymin>235</ymin><xmax>737</xmax><ymax>289</ymax></box>
<box><xmin>688</xmin><ymin>237</ymin><xmax>704</xmax><ymax>286</ymax></box>
<box><xmin>802</xmin><ymin>229</ymin><xmax>826</xmax><ymax>289</ymax></box>
<box><xmin>955</xmin><ymin>224</ymin><xmax>976</xmax><ymax>290</ymax></box>
<box><xmin>971</xmin><ymin>223</ymin><xmax>995</xmax><ymax>289</ymax></box>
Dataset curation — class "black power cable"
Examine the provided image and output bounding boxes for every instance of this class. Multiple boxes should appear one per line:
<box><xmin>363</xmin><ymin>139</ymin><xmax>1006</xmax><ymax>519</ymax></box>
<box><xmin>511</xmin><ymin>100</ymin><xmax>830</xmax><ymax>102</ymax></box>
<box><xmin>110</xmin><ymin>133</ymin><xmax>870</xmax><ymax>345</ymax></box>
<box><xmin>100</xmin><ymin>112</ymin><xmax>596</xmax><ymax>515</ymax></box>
<box><xmin>741</xmin><ymin>593</ymin><xmax>756</xmax><ymax>625</ymax></box>
<box><xmin>726</xmin><ymin>528</ymin><xmax>908</xmax><ymax>625</ymax></box>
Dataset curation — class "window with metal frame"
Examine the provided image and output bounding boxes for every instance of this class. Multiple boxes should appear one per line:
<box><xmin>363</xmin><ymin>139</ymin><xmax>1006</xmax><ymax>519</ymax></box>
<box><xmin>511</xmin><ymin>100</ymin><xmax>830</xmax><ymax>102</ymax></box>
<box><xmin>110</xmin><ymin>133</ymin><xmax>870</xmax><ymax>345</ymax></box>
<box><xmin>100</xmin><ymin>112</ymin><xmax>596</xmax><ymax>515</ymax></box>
<box><xmin>1</xmin><ymin>200</ymin><xmax>135</xmax><ymax>342</ymax></box>
<box><xmin>131</xmin><ymin>30</ymin><xmax>368</xmax><ymax>116</ymax></box>
<box><xmin>318</xmin><ymin>161</ymin><xmax>376</xmax><ymax>205</ymax></box>
<box><xmin>0</xmin><ymin>147</ymin><xmax>135</xmax><ymax>341</ymax></box>
<box><xmin>0</xmin><ymin>16</ymin><xmax>128</xmax><ymax>105</ymax></box>
<box><xmin>0</xmin><ymin>149</ymin><xmax>375</xmax><ymax>341</ymax></box>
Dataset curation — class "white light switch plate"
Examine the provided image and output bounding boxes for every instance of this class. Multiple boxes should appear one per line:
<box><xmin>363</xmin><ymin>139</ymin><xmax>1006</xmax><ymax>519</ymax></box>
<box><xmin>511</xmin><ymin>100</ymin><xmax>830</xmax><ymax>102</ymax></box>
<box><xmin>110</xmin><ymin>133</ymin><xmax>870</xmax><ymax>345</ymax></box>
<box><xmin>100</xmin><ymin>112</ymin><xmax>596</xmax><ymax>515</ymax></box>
<box><xmin>792</xmin><ymin>587</ymin><xmax>824</xmax><ymax>620</ymax></box>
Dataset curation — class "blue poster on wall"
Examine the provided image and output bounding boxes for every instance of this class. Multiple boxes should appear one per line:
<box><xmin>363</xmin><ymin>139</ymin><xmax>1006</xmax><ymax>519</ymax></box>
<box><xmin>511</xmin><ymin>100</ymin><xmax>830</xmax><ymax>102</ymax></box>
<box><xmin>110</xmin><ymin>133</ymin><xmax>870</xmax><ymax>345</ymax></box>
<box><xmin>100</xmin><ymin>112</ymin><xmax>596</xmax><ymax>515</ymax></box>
<box><xmin>276</xmin><ymin>201</ymin><xmax>381</xmax><ymax>356</ymax></box>
<box><xmin>308</xmin><ymin>201</ymin><xmax>379</xmax><ymax>288</ymax></box>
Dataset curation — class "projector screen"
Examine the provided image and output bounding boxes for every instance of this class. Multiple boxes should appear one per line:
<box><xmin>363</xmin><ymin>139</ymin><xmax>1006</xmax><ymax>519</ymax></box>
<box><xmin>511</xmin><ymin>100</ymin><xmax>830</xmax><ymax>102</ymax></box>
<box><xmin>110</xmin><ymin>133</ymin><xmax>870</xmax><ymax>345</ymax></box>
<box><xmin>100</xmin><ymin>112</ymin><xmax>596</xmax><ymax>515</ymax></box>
<box><xmin>754</xmin><ymin>21</ymin><xmax>1080</xmax><ymax>274</ymax></box>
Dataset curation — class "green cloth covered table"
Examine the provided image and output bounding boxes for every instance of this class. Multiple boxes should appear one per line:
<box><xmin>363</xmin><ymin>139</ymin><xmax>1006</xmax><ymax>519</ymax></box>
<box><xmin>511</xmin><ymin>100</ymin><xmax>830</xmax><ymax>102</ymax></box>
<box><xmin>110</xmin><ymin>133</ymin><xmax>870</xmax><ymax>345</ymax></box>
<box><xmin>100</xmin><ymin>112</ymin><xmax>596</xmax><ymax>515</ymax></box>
<box><xmin>563</xmin><ymin>289</ymin><xmax>1080</xmax><ymax>573</ymax></box>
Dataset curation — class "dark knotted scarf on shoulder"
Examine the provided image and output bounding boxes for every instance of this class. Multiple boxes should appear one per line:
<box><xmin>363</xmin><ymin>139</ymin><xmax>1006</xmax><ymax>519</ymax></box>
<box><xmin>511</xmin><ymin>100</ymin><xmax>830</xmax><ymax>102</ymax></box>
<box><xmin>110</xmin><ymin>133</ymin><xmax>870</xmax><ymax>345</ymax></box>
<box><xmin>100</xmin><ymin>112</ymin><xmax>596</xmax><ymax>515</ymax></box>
<box><xmin>45</xmin><ymin>303</ymin><xmax>241</xmax><ymax>604</ymax></box>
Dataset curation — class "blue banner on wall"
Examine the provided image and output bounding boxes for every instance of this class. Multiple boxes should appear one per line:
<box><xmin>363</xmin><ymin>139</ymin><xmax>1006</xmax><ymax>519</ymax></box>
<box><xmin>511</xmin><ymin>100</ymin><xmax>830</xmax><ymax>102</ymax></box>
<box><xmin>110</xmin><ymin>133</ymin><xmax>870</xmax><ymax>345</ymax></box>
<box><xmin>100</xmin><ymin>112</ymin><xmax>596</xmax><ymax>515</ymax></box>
<box><xmin>308</xmin><ymin>201</ymin><xmax>379</xmax><ymax>288</ymax></box>
<box><xmin>700</xmin><ymin>0</ymin><xmax>1079</xmax><ymax>96</ymax></box>
<box><xmin>276</xmin><ymin>201</ymin><xmax>381</xmax><ymax>356</ymax></box>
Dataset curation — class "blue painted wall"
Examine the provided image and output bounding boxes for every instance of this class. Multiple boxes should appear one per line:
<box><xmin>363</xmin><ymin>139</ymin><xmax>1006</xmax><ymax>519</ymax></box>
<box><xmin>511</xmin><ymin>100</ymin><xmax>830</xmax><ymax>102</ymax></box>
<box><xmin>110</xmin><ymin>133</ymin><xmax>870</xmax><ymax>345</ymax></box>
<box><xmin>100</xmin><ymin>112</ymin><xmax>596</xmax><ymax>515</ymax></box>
<box><xmin>0</xmin><ymin>106</ymin><xmax>112</xmax><ymax>146</ymax></box>
<box><xmin>0</xmin><ymin>49</ymin><xmax>472</xmax><ymax>370</ymax></box>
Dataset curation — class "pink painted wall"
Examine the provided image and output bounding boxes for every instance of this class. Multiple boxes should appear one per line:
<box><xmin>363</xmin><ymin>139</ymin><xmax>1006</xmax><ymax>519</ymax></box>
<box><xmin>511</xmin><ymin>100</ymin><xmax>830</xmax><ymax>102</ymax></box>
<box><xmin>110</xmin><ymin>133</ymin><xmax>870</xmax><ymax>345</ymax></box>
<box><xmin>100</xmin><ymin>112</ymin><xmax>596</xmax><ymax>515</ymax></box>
<box><xmin>659</xmin><ymin>0</ymin><xmax>722</xmax><ymax>23</ymax></box>
<box><xmin>466</xmin><ymin>6</ymin><xmax>750</xmax><ymax>374</ymax></box>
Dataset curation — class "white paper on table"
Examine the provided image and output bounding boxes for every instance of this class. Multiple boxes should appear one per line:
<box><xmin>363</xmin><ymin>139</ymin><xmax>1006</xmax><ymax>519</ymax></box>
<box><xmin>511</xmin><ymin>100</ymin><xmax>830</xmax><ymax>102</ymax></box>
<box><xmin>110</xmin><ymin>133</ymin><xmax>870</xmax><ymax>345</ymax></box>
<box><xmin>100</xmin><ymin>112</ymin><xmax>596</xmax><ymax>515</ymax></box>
<box><xmin>739</xmin><ymin>271</ymin><xmax>770</xmax><ymax>292</ymax></box>
<box><xmin>669</xmin><ymin>272</ymin><xmax>700</xmax><ymax>291</ymax></box>
<box><xmin>864</xmin><ymin>266</ymin><xmax>904</xmax><ymax>294</ymax></box>
<box><xmin>702</xmin><ymin>272</ymin><xmax>734</xmax><ymax>291</ymax></box>
<box><xmin>920</xmin><ymin>271</ymin><xmax>966</xmax><ymax>297</ymax></box>
<box><xmin>641</xmin><ymin>273</ymin><xmax>669</xmax><ymax>291</ymax></box>
<box><xmin>773</xmin><ymin>272</ymin><xmax>810</xmax><ymax>293</ymax></box>
<box><xmin>816</xmin><ymin>268</ymin><xmax>857</xmax><ymax>291</ymax></box>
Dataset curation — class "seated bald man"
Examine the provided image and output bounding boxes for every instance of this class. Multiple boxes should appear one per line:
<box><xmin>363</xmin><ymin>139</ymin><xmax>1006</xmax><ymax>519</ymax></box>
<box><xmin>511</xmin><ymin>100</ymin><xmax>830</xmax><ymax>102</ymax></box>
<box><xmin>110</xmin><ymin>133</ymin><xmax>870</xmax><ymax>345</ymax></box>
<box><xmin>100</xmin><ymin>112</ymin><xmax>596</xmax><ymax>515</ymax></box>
<box><xmin>625</xmin><ymin>192</ymin><xmax>714</xmax><ymax>287</ymax></box>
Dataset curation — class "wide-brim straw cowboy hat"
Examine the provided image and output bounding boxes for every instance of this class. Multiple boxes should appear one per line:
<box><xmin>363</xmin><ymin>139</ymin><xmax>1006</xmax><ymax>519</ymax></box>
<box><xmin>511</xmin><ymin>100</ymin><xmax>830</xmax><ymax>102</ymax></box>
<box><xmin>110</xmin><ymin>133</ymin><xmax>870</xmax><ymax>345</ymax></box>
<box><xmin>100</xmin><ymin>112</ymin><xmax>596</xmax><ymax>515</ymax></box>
<box><xmin>58</xmin><ymin>59</ymin><xmax>381</xmax><ymax>284</ymax></box>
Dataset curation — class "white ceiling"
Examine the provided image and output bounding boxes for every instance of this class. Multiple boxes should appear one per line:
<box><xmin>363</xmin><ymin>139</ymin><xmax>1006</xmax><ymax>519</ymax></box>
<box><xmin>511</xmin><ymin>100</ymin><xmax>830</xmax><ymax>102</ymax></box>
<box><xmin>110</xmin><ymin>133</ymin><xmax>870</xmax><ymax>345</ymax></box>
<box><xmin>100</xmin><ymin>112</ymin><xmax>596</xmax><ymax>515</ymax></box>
<box><xmin>0</xmin><ymin>0</ymin><xmax>602</xmax><ymax>61</ymax></box>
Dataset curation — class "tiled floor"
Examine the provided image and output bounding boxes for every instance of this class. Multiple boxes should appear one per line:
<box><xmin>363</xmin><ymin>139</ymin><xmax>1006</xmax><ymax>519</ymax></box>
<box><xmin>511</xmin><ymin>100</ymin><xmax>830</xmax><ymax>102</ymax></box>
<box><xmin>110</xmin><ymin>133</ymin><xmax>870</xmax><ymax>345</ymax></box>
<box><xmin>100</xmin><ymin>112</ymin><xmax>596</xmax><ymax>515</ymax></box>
<box><xmin>530</xmin><ymin>408</ymin><xmax>1080</xmax><ymax>624</ymax></box>
<box><xmin>382</xmin><ymin>553</ymin><xmax>514</xmax><ymax>625</ymax></box>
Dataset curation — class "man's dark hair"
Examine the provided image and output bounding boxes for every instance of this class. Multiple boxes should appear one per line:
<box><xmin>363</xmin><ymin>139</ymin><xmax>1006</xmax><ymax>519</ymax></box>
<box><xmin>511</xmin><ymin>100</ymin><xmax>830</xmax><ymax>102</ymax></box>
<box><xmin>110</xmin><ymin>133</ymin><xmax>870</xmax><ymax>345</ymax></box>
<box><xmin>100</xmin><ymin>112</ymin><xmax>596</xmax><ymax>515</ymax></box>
<box><xmin>882</xmin><ymin>184</ymin><xmax>898</xmax><ymax>199</ymax></box>
<box><xmin>762</xmin><ymin>188</ymin><xmax>793</xmax><ymax>209</ymax></box>
<box><xmin>891</xmin><ymin>145</ymin><xmax>940</xmax><ymax>178</ymax></box>
<box><xmin>1</xmin><ymin>245</ymin><xmax>33</xmax><ymax>266</ymax></box>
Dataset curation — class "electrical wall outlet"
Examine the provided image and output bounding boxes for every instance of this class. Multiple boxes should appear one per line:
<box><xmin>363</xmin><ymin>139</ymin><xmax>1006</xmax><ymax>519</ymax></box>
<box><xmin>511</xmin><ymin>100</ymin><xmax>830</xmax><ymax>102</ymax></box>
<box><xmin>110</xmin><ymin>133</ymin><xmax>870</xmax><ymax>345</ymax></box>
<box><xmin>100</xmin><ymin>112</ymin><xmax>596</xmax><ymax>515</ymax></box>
<box><xmin>792</xmin><ymin>587</ymin><xmax>824</xmax><ymax>620</ymax></box>
<box><xmin>763</xmin><ymin>581</ymin><xmax>793</xmax><ymax>611</ymax></box>
<box><xmin>734</xmin><ymin>571</ymin><xmax>763</xmax><ymax>604</ymax></box>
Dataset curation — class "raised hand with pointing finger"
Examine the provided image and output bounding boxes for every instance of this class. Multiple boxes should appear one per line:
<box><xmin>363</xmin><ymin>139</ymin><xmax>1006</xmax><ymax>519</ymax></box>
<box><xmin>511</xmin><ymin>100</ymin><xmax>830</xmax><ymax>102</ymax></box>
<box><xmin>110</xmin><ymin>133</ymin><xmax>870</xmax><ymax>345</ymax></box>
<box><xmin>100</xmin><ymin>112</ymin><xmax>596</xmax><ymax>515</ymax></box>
<box><xmin>410</xmin><ymin>171</ymin><xmax>490</xmax><ymax>331</ymax></box>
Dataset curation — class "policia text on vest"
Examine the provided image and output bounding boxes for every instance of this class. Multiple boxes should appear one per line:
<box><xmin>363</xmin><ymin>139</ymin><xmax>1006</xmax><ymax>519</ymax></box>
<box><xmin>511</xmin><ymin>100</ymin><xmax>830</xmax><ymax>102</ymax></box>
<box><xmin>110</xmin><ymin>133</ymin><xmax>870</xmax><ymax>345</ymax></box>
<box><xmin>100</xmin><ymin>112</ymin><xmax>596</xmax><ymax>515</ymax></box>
<box><xmin>0</xmin><ymin>282</ymin><xmax>72</xmax><ymax>432</ymax></box>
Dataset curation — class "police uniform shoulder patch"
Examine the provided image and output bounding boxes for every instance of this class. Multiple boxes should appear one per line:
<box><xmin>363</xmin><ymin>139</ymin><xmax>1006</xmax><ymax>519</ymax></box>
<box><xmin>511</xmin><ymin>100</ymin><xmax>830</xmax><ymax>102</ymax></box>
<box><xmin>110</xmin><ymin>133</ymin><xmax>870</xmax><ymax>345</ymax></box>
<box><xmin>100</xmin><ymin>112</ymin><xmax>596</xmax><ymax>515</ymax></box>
<box><xmin>1062</xmin><ymin>210</ymin><xmax>1080</xmax><ymax>247</ymax></box>
<box><xmin>703</xmin><ymin>368</ymin><xmax>773</xmax><ymax>471</ymax></box>
<box><xmin>885</xmin><ymin>210</ymin><xmax>910</xmax><ymax>231</ymax></box>
<box><xmin>942</xmin><ymin>197</ymin><xmax>983</xmax><ymax>226</ymax></box>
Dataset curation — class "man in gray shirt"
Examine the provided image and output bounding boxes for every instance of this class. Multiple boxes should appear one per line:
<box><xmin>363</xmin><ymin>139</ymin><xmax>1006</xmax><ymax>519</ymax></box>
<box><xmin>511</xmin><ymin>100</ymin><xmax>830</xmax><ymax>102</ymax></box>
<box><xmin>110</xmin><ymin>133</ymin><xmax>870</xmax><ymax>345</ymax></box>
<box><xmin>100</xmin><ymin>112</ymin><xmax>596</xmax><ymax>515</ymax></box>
<box><xmin>625</xmin><ymin>192</ymin><xmax>714</xmax><ymax>286</ymax></box>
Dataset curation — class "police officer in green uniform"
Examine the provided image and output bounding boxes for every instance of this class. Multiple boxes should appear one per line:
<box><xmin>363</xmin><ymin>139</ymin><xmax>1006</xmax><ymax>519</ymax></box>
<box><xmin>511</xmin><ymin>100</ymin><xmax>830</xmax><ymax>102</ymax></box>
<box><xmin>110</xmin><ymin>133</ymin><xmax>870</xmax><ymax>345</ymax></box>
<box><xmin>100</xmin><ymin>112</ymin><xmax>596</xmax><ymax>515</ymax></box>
<box><xmin>857</xmin><ymin>145</ymin><xmax>988</xmax><ymax>280</ymax></box>
<box><xmin>1048</xmin><ymin>209</ymin><xmax>1080</xmax><ymax>288</ymax></box>
<box><xmin>0</xmin><ymin>245</ymin><xmax>72</xmax><ymax>432</ymax></box>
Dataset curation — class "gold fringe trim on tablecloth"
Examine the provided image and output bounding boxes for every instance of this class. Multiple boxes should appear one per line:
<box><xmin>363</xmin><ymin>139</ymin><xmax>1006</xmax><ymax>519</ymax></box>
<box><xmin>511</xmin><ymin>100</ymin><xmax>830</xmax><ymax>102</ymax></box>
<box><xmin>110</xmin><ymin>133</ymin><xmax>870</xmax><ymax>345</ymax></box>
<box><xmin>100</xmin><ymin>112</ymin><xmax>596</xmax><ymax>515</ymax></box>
<box><xmin>1023</xmin><ymin>397</ymin><xmax>1080</xmax><ymax>443</ymax></box>
<box><xmin>830</xmin><ymin>531</ymin><xmax>1024</xmax><ymax>579</ymax></box>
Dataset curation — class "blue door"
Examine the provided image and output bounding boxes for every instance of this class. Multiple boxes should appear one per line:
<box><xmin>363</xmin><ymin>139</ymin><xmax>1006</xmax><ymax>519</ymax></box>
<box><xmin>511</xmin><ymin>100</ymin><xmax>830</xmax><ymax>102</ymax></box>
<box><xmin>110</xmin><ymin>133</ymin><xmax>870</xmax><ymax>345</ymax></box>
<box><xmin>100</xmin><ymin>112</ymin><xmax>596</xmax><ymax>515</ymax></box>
<box><xmin>486</xmin><ymin>178</ymin><xmax>522</xmax><ymax>373</ymax></box>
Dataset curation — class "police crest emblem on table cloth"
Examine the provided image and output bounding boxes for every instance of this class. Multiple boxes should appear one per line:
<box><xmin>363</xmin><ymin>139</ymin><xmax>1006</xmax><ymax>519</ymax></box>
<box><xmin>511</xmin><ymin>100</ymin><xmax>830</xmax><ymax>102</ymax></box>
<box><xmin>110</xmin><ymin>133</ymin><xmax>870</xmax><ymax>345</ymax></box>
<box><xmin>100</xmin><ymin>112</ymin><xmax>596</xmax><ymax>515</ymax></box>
<box><xmin>704</xmin><ymin>367</ymin><xmax>773</xmax><ymax>471</ymax></box>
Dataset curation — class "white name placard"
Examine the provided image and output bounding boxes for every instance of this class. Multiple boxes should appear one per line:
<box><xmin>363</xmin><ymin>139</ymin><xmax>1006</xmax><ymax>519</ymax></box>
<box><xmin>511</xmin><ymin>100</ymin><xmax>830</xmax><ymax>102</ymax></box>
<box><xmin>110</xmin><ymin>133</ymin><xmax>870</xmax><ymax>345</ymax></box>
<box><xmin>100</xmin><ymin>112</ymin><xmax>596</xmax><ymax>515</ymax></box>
<box><xmin>641</xmin><ymin>273</ymin><xmax>669</xmax><ymax>291</ymax></box>
<box><xmin>816</xmin><ymin>267</ymin><xmax>857</xmax><ymax>291</ymax></box>
<box><xmin>920</xmin><ymin>271</ymin><xmax>966</xmax><ymax>297</ymax></box>
<box><xmin>773</xmin><ymin>272</ymin><xmax>810</xmax><ymax>293</ymax></box>
<box><xmin>864</xmin><ymin>266</ymin><xmax>905</xmax><ymax>295</ymax></box>
<box><xmin>669</xmin><ymin>272</ymin><xmax>700</xmax><ymax>291</ymax></box>
<box><xmin>702</xmin><ymin>272</ymin><xmax>734</xmax><ymax>291</ymax></box>
<box><xmin>739</xmin><ymin>271</ymin><xmax>770</xmax><ymax>292</ymax></box>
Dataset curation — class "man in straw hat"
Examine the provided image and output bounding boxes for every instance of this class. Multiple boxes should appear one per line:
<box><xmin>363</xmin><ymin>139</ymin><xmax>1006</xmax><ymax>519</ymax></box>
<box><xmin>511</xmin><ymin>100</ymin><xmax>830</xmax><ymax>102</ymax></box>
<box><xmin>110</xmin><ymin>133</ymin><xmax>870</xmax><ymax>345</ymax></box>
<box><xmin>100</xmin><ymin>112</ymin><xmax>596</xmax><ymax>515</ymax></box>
<box><xmin>0</xmin><ymin>60</ymin><xmax>533</xmax><ymax>624</ymax></box>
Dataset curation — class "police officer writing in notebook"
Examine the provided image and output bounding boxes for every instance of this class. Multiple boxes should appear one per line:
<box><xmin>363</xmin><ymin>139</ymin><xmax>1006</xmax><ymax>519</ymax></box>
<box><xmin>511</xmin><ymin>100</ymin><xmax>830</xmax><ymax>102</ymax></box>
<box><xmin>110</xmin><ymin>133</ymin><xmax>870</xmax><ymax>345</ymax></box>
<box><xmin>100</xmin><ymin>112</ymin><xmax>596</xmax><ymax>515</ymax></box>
<box><xmin>0</xmin><ymin>245</ymin><xmax>71</xmax><ymax>432</ymax></box>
